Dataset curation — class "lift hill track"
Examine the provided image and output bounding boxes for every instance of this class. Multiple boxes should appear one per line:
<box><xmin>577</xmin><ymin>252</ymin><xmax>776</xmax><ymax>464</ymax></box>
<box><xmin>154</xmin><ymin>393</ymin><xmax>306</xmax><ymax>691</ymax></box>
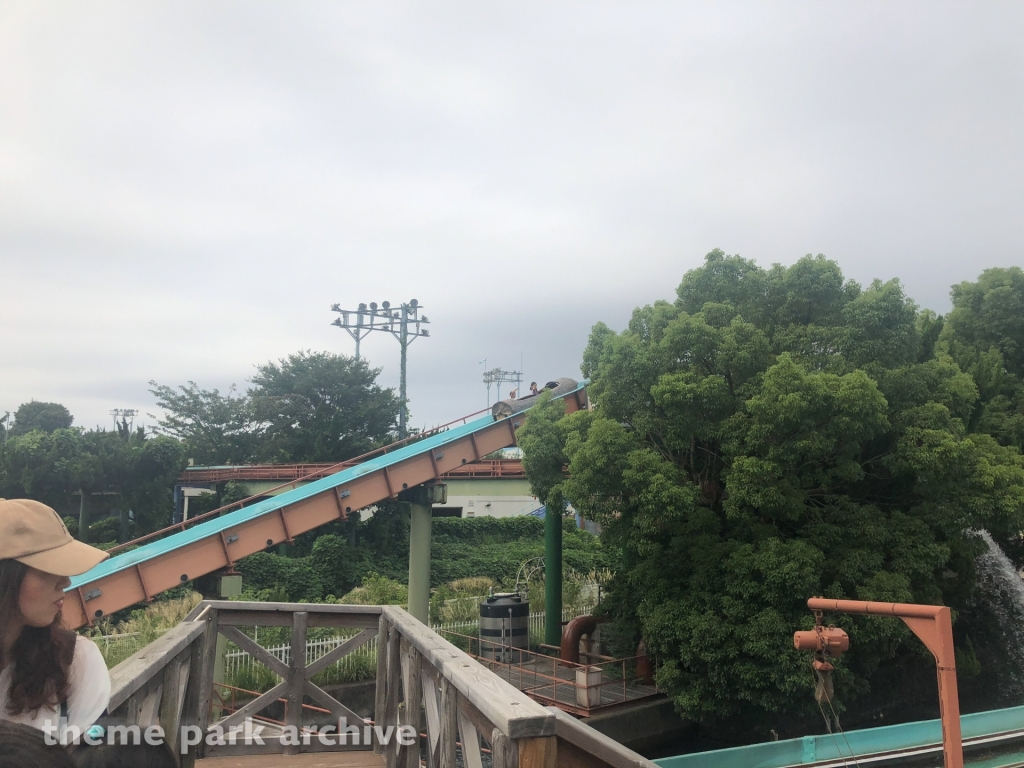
<box><xmin>63</xmin><ymin>381</ymin><xmax>588</xmax><ymax>630</ymax></box>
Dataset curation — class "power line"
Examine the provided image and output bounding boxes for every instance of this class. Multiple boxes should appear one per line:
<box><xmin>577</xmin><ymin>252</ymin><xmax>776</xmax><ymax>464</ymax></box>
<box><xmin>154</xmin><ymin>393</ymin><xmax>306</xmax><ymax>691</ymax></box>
<box><xmin>330</xmin><ymin>300</ymin><xmax>430</xmax><ymax>439</ymax></box>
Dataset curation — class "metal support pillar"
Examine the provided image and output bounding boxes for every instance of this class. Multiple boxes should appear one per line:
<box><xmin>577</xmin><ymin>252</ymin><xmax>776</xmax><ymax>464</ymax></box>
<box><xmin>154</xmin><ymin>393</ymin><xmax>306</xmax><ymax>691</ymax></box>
<box><xmin>399</xmin><ymin>483</ymin><xmax>447</xmax><ymax>623</ymax></box>
<box><xmin>544</xmin><ymin>503</ymin><xmax>563</xmax><ymax>647</ymax></box>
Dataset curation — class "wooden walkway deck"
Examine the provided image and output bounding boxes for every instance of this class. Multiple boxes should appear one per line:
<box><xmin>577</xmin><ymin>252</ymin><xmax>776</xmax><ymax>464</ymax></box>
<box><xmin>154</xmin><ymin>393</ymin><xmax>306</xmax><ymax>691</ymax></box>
<box><xmin>197</xmin><ymin>752</ymin><xmax>384</xmax><ymax>767</ymax></box>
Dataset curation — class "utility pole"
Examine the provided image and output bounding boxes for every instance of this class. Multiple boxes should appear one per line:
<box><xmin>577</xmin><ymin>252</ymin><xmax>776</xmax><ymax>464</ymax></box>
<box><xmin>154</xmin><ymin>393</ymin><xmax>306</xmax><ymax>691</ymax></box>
<box><xmin>2</xmin><ymin>411</ymin><xmax>9</xmax><ymax>447</ymax></box>
<box><xmin>330</xmin><ymin>300</ymin><xmax>430</xmax><ymax>438</ymax></box>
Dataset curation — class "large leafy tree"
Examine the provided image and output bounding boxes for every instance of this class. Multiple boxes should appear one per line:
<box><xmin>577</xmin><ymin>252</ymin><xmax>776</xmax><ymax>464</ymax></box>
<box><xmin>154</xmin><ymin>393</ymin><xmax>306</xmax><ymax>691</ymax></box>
<box><xmin>521</xmin><ymin>251</ymin><xmax>1024</xmax><ymax>729</ymax></box>
<box><xmin>10</xmin><ymin>401</ymin><xmax>74</xmax><ymax>436</ymax></box>
<box><xmin>0</xmin><ymin>413</ymin><xmax>186</xmax><ymax>541</ymax></box>
<box><xmin>249</xmin><ymin>351</ymin><xmax>400</xmax><ymax>462</ymax></box>
<box><xmin>939</xmin><ymin>266</ymin><xmax>1024</xmax><ymax>450</ymax></box>
<box><xmin>150</xmin><ymin>351</ymin><xmax>399</xmax><ymax>465</ymax></box>
<box><xmin>148</xmin><ymin>382</ymin><xmax>260</xmax><ymax>465</ymax></box>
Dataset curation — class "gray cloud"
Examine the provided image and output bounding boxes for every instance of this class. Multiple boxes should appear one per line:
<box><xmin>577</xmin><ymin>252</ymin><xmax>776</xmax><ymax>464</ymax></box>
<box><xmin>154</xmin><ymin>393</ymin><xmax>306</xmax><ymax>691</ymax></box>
<box><xmin>1</xmin><ymin>1</ymin><xmax>1022</xmax><ymax>432</ymax></box>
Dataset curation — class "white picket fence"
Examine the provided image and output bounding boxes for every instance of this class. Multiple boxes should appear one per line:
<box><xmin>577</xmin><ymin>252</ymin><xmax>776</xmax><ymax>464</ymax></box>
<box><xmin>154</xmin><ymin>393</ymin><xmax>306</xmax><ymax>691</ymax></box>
<box><xmin>223</xmin><ymin>603</ymin><xmax>596</xmax><ymax>684</ymax></box>
<box><xmin>93</xmin><ymin>632</ymin><xmax>145</xmax><ymax>664</ymax></box>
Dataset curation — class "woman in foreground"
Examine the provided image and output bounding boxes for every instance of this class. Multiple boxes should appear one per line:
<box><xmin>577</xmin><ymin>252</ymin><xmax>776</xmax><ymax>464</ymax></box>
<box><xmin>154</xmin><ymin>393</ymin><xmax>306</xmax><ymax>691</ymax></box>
<box><xmin>0</xmin><ymin>499</ymin><xmax>111</xmax><ymax>737</ymax></box>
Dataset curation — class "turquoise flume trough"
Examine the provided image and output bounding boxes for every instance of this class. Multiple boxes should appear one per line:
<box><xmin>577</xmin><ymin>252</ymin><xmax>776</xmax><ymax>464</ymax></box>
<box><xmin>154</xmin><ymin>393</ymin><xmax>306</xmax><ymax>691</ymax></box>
<box><xmin>655</xmin><ymin>705</ymin><xmax>1024</xmax><ymax>768</ymax></box>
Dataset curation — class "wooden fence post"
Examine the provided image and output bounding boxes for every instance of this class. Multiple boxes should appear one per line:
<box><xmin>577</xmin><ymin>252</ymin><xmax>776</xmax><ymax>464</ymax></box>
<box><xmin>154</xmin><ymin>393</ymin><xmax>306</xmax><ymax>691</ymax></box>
<box><xmin>384</xmin><ymin>625</ymin><xmax>402</xmax><ymax>768</ymax></box>
<box><xmin>285</xmin><ymin>611</ymin><xmax>308</xmax><ymax>756</ymax></box>
<box><xmin>517</xmin><ymin>736</ymin><xmax>556</xmax><ymax>768</ymax></box>
<box><xmin>178</xmin><ymin>628</ymin><xmax>206</xmax><ymax>768</ymax></box>
<box><xmin>194</xmin><ymin>608</ymin><xmax>221</xmax><ymax>760</ymax></box>
<box><xmin>439</xmin><ymin>677</ymin><xmax>457</xmax><ymax>768</ymax></box>
<box><xmin>374</xmin><ymin>615</ymin><xmax>390</xmax><ymax>755</ymax></box>
<box><xmin>401</xmin><ymin>640</ymin><xmax>422</xmax><ymax>768</ymax></box>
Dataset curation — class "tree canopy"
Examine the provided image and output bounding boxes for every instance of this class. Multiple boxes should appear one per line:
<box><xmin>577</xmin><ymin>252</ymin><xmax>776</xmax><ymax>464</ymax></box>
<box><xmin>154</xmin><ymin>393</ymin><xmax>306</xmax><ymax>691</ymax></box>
<box><xmin>520</xmin><ymin>250</ymin><xmax>1024</xmax><ymax>729</ymax></box>
<box><xmin>0</xmin><ymin>422</ymin><xmax>186</xmax><ymax>542</ymax></box>
<box><xmin>10</xmin><ymin>401</ymin><xmax>74</xmax><ymax>436</ymax></box>
<box><xmin>150</xmin><ymin>351</ymin><xmax>399</xmax><ymax>465</ymax></box>
<box><xmin>939</xmin><ymin>266</ymin><xmax>1024</xmax><ymax>450</ymax></box>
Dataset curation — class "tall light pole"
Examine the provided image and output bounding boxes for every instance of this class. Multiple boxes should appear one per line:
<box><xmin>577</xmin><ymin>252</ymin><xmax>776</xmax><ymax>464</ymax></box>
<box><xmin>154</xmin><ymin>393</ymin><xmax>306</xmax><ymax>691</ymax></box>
<box><xmin>331</xmin><ymin>300</ymin><xmax>430</xmax><ymax>438</ymax></box>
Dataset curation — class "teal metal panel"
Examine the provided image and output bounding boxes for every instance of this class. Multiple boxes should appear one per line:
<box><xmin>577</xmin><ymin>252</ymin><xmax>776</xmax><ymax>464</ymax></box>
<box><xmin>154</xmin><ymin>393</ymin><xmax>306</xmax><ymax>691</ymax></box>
<box><xmin>655</xmin><ymin>705</ymin><xmax>1024</xmax><ymax>768</ymax></box>
<box><xmin>68</xmin><ymin>382</ymin><xmax>587</xmax><ymax>591</ymax></box>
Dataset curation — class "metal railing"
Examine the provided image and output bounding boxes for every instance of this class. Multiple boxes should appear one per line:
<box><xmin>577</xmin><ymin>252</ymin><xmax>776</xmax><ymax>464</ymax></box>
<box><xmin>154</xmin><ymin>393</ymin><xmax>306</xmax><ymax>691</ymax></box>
<box><xmin>440</xmin><ymin>631</ymin><xmax>657</xmax><ymax>717</ymax></box>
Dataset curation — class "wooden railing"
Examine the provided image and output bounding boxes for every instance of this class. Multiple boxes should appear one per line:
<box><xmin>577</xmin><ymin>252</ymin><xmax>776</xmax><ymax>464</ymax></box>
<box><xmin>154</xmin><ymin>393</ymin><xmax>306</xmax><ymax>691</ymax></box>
<box><xmin>105</xmin><ymin>600</ymin><xmax>660</xmax><ymax>768</ymax></box>
<box><xmin>107</xmin><ymin>620</ymin><xmax>207</xmax><ymax>768</ymax></box>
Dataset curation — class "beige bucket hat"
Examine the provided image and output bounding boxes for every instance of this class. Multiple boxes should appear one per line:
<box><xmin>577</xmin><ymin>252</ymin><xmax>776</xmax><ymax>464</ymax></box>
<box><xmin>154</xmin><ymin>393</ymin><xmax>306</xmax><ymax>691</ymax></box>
<box><xmin>0</xmin><ymin>499</ymin><xmax>109</xmax><ymax>577</ymax></box>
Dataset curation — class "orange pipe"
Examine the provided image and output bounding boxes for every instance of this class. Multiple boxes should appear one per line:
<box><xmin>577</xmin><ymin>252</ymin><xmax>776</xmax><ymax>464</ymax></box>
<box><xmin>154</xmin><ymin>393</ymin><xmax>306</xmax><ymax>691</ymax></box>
<box><xmin>806</xmin><ymin>598</ymin><xmax>962</xmax><ymax>768</ymax></box>
<box><xmin>561</xmin><ymin>615</ymin><xmax>599</xmax><ymax>664</ymax></box>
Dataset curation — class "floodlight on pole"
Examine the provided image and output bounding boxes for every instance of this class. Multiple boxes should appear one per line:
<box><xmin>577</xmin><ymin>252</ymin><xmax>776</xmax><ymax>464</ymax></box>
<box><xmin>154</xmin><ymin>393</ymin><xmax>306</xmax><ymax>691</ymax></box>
<box><xmin>110</xmin><ymin>409</ymin><xmax>137</xmax><ymax>433</ymax></box>
<box><xmin>330</xmin><ymin>300</ymin><xmax>430</xmax><ymax>438</ymax></box>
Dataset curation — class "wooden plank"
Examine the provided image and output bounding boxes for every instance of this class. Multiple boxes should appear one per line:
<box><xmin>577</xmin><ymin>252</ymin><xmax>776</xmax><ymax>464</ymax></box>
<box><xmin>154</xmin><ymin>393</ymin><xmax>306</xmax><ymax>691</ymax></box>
<box><xmin>214</xmin><ymin>681</ymin><xmax>289</xmax><ymax>732</ymax></box>
<box><xmin>285</xmin><ymin>611</ymin><xmax>309</xmax><ymax>755</ymax></box>
<box><xmin>383</xmin><ymin>625</ymin><xmax>402</xmax><ymax>768</ymax></box>
<box><xmin>400</xmin><ymin>642</ymin><xmax>421</xmax><ymax>768</ymax></box>
<box><xmin>138</xmin><ymin>681</ymin><xmax>164</xmax><ymax>728</ymax></box>
<box><xmin>421</xmin><ymin>669</ymin><xmax>441</xmax><ymax>768</ymax></box>
<box><xmin>108</xmin><ymin>621</ymin><xmax>207</xmax><ymax>711</ymax></box>
<box><xmin>457</xmin><ymin>709</ymin><xmax>484</xmax><ymax>768</ymax></box>
<box><xmin>439</xmin><ymin>678</ymin><xmax>457</xmax><ymax>768</ymax></box>
<box><xmin>545</xmin><ymin>706</ymin><xmax>659</xmax><ymax>768</ymax></box>
<box><xmin>196</xmin><ymin>610</ymin><xmax>221</xmax><ymax>759</ymax></box>
<box><xmin>455</xmin><ymin>692</ymin><xmax>497</xmax><ymax>752</ymax></box>
<box><xmin>198</xmin><ymin>741</ymin><xmax>380</xmax><ymax>765</ymax></box>
<box><xmin>219</xmin><ymin>626</ymin><xmax>289</xmax><ymax>679</ymax></box>
<box><xmin>303</xmin><ymin>679</ymin><xmax>363</xmax><ymax>724</ymax></box>
<box><xmin>180</xmin><ymin>624</ymin><xmax>207</xmax><ymax>768</ymax></box>
<box><xmin>197</xmin><ymin>600</ymin><xmax>384</xmax><ymax>615</ymax></box>
<box><xmin>196</xmin><ymin>749</ymin><xmax>383</xmax><ymax>765</ymax></box>
<box><xmin>517</xmin><ymin>736</ymin><xmax>556</xmax><ymax>768</ymax></box>
<box><xmin>160</xmin><ymin>651</ymin><xmax>192</xmax><ymax>761</ymax></box>
<box><xmin>304</xmin><ymin>629</ymin><xmax>376</xmax><ymax>679</ymax></box>
<box><xmin>373</xmin><ymin>616</ymin><xmax>389</xmax><ymax>755</ymax></box>
<box><xmin>218</xmin><ymin>611</ymin><xmax>380</xmax><ymax>629</ymax></box>
<box><xmin>491</xmin><ymin>728</ymin><xmax>516</xmax><ymax>768</ymax></box>
<box><xmin>382</xmin><ymin>607</ymin><xmax>554</xmax><ymax>740</ymax></box>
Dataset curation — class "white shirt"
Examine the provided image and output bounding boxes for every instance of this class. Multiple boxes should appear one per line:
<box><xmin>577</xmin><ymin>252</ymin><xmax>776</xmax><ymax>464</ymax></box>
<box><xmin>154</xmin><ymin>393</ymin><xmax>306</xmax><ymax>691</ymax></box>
<box><xmin>0</xmin><ymin>635</ymin><xmax>110</xmax><ymax>735</ymax></box>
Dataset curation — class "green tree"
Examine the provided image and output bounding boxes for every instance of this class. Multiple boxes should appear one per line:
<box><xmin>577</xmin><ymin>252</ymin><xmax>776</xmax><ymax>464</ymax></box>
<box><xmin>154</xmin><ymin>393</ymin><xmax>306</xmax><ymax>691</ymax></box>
<box><xmin>0</xmin><ymin>427</ymin><xmax>99</xmax><ymax>512</ymax></box>
<box><xmin>939</xmin><ymin>267</ymin><xmax>1024</xmax><ymax>449</ymax></box>
<box><xmin>524</xmin><ymin>251</ymin><xmax>1024</xmax><ymax>729</ymax></box>
<box><xmin>0</xmin><ymin>410</ymin><xmax>185</xmax><ymax>540</ymax></box>
<box><xmin>150</xmin><ymin>351</ymin><xmax>399</xmax><ymax>465</ymax></box>
<box><xmin>10</xmin><ymin>401</ymin><xmax>74</xmax><ymax>436</ymax></box>
<box><xmin>148</xmin><ymin>382</ymin><xmax>260</xmax><ymax>465</ymax></box>
<box><xmin>249</xmin><ymin>351</ymin><xmax>399</xmax><ymax>462</ymax></box>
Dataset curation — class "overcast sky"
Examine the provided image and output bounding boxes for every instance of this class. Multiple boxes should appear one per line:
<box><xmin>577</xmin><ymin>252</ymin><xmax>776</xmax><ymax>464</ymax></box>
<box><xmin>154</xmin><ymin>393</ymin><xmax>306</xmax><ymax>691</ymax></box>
<box><xmin>1</xmin><ymin>1</ymin><xmax>1022</xmax><ymax>435</ymax></box>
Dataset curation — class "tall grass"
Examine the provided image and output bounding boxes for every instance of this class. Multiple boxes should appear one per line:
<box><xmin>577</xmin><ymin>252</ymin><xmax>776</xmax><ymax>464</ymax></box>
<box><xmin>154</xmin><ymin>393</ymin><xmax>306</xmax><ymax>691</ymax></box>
<box><xmin>85</xmin><ymin>592</ymin><xmax>203</xmax><ymax>668</ymax></box>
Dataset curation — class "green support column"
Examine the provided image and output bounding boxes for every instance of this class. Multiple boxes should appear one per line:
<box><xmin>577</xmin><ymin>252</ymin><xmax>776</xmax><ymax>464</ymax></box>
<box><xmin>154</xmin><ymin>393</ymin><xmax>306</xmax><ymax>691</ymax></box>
<box><xmin>399</xmin><ymin>483</ymin><xmax>447</xmax><ymax>624</ymax></box>
<box><xmin>544</xmin><ymin>502</ymin><xmax>563</xmax><ymax>647</ymax></box>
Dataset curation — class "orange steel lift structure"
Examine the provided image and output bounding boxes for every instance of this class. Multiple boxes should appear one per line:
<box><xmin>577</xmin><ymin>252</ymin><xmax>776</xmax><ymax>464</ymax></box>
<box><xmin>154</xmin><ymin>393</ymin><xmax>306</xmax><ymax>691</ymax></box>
<box><xmin>796</xmin><ymin>597</ymin><xmax>963</xmax><ymax>768</ymax></box>
<box><xmin>64</xmin><ymin>381</ymin><xmax>588</xmax><ymax>630</ymax></box>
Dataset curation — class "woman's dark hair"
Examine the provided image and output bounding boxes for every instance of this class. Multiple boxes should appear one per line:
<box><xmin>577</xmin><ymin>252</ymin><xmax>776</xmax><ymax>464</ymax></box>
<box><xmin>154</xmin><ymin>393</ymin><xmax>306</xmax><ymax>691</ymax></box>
<box><xmin>0</xmin><ymin>559</ymin><xmax>76</xmax><ymax>716</ymax></box>
<box><xmin>0</xmin><ymin>720</ymin><xmax>75</xmax><ymax>768</ymax></box>
<box><xmin>69</xmin><ymin>741</ymin><xmax>177</xmax><ymax>768</ymax></box>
